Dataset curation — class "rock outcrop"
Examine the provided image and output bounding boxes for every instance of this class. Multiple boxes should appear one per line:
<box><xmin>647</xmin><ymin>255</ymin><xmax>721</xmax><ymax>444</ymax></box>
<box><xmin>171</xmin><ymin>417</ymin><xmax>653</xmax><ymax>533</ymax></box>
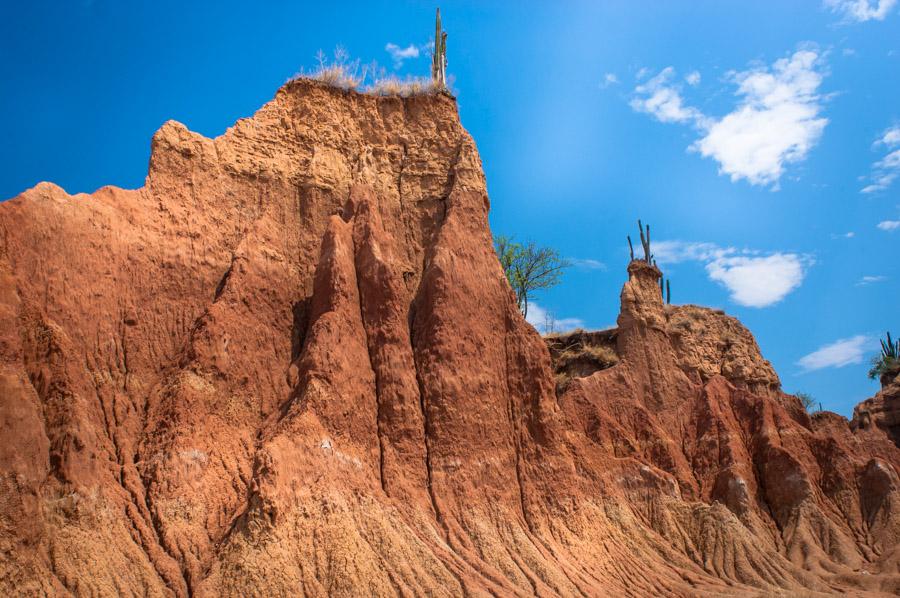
<box><xmin>2</xmin><ymin>79</ymin><xmax>899</xmax><ymax>596</ymax></box>
<box><xmin>853</xmin><ymin>378</ymin><xmax>900</xmax><ymax>448</ymax></box>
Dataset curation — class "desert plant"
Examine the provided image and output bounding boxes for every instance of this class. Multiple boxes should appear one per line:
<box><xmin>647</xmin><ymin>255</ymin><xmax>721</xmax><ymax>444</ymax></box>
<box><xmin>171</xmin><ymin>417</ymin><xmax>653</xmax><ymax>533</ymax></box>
<box><xmin>795</xmin><ymin>392</ymin><xmax>818</xmax><ymax>413</ymax></box>
<box><xmin>627</xmin><ymin>219</ymin><xmax>655</xmax><ymax>264</ymax></box>
<box><xmin>293</xmin><ymin>46</ymin><xmax>369</xmax><ymax>90</ymax></box>
<box><xmin>869</xmin><ymin>332</ymin><xmax>900</xmax><ymax>385</ymax></box>
<box><xmin>494</xmin><ymin>235</ymin><xmax>570</xmax><ymax>319</ymax></box>
<box><xmin>659</xmin><ymin>277</ymin><xmax>671</xmax><ymax>304</ymax></box>
<box><xmin>431</xmin><ymin>8</ymin><xmax>447</xmax><ymax>88</ymax></box>
<box><xmin>557</xmin><ymin>343</ymin><xmax>619</xmax><ymax>369</ymax></box>
<box><xmin>368</xmin><ymin>75</ymin><xmax>441</xmax><ymax>97</ymax></box>
<box><xmin>639</xmin><ymin>219</ymin><xmax>652</xmax><ymax>263</ymax></box>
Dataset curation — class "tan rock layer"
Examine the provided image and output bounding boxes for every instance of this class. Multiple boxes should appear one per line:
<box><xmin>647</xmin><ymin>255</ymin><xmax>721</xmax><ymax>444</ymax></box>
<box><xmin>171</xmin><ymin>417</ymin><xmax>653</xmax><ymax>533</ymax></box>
<box><xmin>0</xmin><ymin>80</ymin><xmax>898</xmax><ymax>596</ymax></box>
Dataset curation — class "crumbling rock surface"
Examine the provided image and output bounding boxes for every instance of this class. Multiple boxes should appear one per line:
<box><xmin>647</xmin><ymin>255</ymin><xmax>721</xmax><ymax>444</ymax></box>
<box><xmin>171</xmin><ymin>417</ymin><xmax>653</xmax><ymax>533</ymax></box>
<box><xmin>2</xmin><ymin>79</ymin><xmax>900</xmax><ymax>596</ymax></box>
<box><xmin>853</xmin><ymin>378</ymin><xmax>900</xmax><ymax>449</ymax></box>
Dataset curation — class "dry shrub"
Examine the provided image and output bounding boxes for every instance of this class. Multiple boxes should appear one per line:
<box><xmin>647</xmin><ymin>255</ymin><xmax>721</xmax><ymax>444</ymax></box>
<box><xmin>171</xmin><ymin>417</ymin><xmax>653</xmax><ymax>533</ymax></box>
<box><xmin>291</xmin><ymin>46</ymin><xmax>368</xmax><ymax>91</ymax></box>
<box><xmin>290</xmin><ymin>48</ymin><xmax>445</xmax><ymax>97</ymax></box>
<box><xmin>367</xmin><ymin>75</ymin><xmax>441</xmax><ymax>97</ymax></box>
<box><xmin>557</xmin><ymin>344</ymin><xmax>619</xmax><ymax>370</ymax></box>
<box><xmin>555</xmin><ymin>371</ymin><xmax>573</xmax><ymax>392</ymax></box>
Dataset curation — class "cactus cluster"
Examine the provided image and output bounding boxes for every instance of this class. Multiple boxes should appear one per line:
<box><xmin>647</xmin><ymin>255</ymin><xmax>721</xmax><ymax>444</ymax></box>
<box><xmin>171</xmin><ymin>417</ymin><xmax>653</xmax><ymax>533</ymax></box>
<box><xmin>628</xmin><ymin>219</ymin><xmax>671</xmax><ymax>304</ymax></box>
<box><xmin>627</xmin><ymin>220</ymin><xmax>654</xmax><ymax>264</ymax></box>
<box><xmin>431</xmin><ymin>9</ymin><xmax>448</xmax><ymax>88</ymax></box>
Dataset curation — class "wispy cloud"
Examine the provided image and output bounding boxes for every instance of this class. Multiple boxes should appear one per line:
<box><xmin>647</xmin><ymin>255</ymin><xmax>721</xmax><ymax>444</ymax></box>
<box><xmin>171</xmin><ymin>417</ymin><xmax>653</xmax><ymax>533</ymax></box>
<box><xmin>862</xmin><ymin>125</ymin><xmax>900</xmax><ymax>193</ymax></box>
<box><xmin>831</xmin><ymin>231</ymin><xmax>856</xmax><ymax>238</ymax></box>
<box><xmin>655</xmin><ymin>241</ymin><xmax>812</xmax><ymax>308</ymax></box>
<box><xmin>685</xmin><ymin>71</ymin><xmax>701</xmax><ymax>86</ymax></box>
<box><xmin>877</xmin><ymin>219</ymin><xmax>900</xmax><ymax>230</ymax></box>
<box><xmin>601</xmin><ymin>73</ymin><xmax>619</xmax><ymax>88</ymax></box>
<box><xmin>526</xmin><ymin>302</ymin><xmax>584</xmax><ymax>334</ymax></box>
<box><xmin>881</xmin><ymin>126</ymin><xmax>900</xmax><ymax>146</ymax></box>
<box><xmin>797</xmin><ymin>335</ymin><xmax>870</xmax><ymax>372</ymax></box>
<box><xmin>630</xmin><ymin>67</ymin><xmax>707</xmax><ymax>124</ymax></box>
<box><xmin>857</xmin><ymin>275</ymin><xmax>887</xmax><ymax>285</ymax></box>
<box><xmin>385</xmin><ymin>43</ymin><xmax>421</xmax><ymax>68</ymax></box>
<box><xmin>629</xmin><ymin>50</ymin><xmax>829</xmax><ymax>189</ymax></box>
<box><xmin>571</xmin><ymin>258</ymin><xmax>607</xmax><ymax>271</ymax></box>
<box><xmin>653</xmin><ymin>240</ymin><xmax>733</xmax><ymax>263</ymax></box>
<box><xmin>824</xmin><ymin>0</ymin><xmax>897</xmax><ymax>22</ymax></box>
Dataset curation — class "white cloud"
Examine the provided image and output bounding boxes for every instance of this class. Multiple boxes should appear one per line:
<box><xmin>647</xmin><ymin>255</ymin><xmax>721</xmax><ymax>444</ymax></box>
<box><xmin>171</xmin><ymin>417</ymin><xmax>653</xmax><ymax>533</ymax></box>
<box><xmin>385</xmin><ymin>43</ymin><xmax>421</xmax><ymax>68</ymax></box>
<box><xmin>653</xmin><ymin>240</ymin><xmax>732</xmax><ymax>264</ymax></box>
<box><xmin>685</xmin><ymin>71</ymin><xmax>701</xmax><ymax>86</ymax></box>
<box><xmin>526</xmin><ymin>302</ymin><xmax>584</xmax><ymax>335</ymax></box>
<box><xmin>655</xmin><ymin>240</ymin><xmax>812</xmax><ymax>308</ymax></box>
<box><xmin>571</xmin><ymin>258</ymin><xmax>607</xmax><ymax>271</ymax></box>
<box><xmin>877</xmin><ymin>219</ymin><xmax>900</xmax><ymax>230</ymax></box>
<box><xmin>629</xmin><ymin>67</ymin><xmax>707</xmax><ymax>124</ymax></box>
<box><xmin>825</xmin><ymin>0</ymin><xmax>897</xmax><ymax>22</ymax></box>
<box><xmin>830</xmin><ymin>231</ymin><xmax>855</xmax><ymax>238</ymax></box>
<box><xmin>629</xmin><ymin>50</ymin><xmax>828</xmax><ymax>188</ymax></box>
<box><xmin>706</xmin><ymin>253</ymin><xmax>809</xmax><ymax>308</ymax></box>
<box><xmin>601</xmin><ymin>73</ymin><xmax>619</xmax><ymax>88</ymax></box>
<box><xmin>857</xmin><ymin>275</ymin><xmax>887</xmax><ymax>285</ymax></box>
<box><xmin>692</xmin><ymin>50</ymin><xmax>828</xmax><ymax>187</ymax></box>
<box><xmin>797</xmin><ymin>335</ymin><xmax>870</xmax><ymax>372</ymax></box>
<box><xmin>881</xmin><ymin>125</ymin><xmax>900</xmax><ymax>146</ymax></box>
<box><xmin>862</xmin><ymin>127</ymin><xmax>900</xmax><ymax>193</ymax></box>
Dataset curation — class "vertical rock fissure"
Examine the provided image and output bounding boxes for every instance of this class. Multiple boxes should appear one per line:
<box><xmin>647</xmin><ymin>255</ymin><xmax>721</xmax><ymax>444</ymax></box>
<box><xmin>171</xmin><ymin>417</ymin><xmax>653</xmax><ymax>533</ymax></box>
<box><xmin>503</xmin><ymin>317</ymin><xmax>532</xmax><ymax>531</ymax></box>
<box><xmin>350</xmin><ymin>236</ymin><xmax>388</xmax><ymax>496</ymax></box>
<box><xmin>142</xmin><ymin>478</ymin><xmax>193</xmax><ymax>597</ymax></box>
<box><xmin>409</xmin><ymin>304</ymin><xmax>446</xmax><ymax>536</ymax></box>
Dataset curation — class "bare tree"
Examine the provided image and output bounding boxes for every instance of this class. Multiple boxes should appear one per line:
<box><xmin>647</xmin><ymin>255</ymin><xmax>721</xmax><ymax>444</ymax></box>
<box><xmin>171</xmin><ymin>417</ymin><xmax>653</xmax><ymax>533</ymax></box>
<box><xmin>494</xmin><ymin>235</ymin><xmax>570</xmax><ymax>319</ymax></box>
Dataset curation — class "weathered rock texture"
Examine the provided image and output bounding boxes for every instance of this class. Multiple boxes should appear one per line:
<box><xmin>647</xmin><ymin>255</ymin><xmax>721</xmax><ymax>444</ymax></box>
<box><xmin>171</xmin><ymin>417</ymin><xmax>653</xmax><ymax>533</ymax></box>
<box><xmin>2</xmin><ymin>79</ymin><xmax>900</xmax><ymax>596</ymax></box>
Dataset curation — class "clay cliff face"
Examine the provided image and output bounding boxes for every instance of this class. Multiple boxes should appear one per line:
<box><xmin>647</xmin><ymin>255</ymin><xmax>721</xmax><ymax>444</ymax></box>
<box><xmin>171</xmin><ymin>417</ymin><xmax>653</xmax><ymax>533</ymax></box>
<box><xmin>2</xmin><ymin>80</ymin><xmax>900</xmax><ymax>596</ymax></box>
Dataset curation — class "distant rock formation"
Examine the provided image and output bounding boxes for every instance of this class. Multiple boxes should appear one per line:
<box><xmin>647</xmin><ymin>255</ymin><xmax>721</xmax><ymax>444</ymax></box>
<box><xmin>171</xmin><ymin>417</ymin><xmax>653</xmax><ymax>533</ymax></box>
<box><xmin>1</xmin><ymin>79</ymin><xmax>899</xmax><ymax>596</ymax></box>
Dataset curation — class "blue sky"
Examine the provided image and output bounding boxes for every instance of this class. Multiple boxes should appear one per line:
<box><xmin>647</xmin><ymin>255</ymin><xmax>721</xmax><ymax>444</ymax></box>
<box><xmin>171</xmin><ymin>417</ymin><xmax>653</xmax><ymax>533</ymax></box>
<box><xmin>1</xmin><ymin>1</ymin><xmax>897</xmax><ymax>415</ymax></box>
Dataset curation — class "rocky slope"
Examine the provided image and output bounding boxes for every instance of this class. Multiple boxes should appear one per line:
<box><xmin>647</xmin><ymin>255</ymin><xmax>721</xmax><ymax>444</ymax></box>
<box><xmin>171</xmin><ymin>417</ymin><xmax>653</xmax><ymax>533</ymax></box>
<box><xmin>2</xmin><ymin>79</ymin><xmax>899</xmax><ymax>596</ymax></box>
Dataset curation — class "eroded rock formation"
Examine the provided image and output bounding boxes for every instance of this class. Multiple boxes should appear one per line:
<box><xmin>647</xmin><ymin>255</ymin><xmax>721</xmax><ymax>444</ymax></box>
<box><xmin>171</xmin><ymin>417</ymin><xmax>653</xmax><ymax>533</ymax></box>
<box><xmin>1</xmin><ymin>80</ymin><xmax>899</xmax><ymax>596</ymax></box>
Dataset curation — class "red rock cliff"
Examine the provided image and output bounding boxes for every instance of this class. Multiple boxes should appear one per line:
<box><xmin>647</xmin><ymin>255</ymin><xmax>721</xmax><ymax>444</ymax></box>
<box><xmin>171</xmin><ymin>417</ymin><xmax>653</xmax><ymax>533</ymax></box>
<box><xmin>1</xmin><ymin>80</ymin><xmax>899</xmax><ymax>596</ymax></box>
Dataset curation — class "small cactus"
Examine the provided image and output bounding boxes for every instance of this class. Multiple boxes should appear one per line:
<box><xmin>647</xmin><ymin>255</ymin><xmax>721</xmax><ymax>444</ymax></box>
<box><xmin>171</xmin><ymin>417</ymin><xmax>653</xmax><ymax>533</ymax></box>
<box><xmin>627</xmin><ymin>235</ymin><xmax>635</xmax><ymax>260</ymax></box>
<box><xmin>658</xmin><ymin>277</ymin><xmax>671</xmax><ymax>304</ymax></box>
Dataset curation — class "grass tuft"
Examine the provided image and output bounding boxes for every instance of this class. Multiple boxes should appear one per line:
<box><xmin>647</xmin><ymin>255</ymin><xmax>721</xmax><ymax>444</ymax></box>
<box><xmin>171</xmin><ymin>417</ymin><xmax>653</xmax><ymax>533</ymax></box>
<box><xmin>289</xmin><ymin>47</ymin><xmax>446</xmax><ymax>97</ymax></box>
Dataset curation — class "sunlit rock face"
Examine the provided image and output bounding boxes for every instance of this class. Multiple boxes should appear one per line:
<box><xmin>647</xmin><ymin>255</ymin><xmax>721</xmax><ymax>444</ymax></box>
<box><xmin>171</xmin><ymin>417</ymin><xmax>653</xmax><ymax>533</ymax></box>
<box><xmin>2</xmin><ymin>80</ymin><xmax>899</xmax><ymax>597</ymax></box>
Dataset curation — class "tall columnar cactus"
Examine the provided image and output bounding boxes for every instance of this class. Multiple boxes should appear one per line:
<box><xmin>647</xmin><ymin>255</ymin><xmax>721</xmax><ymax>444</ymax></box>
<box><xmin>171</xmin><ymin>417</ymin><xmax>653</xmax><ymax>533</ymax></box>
<box><xmin>638</xmin><ymin>219</ymin><xmax>652</xmax><ymax>263</ymax></box>
<box><xmin>431</xmin><ymin>9</ymin><xmax>447</xmax><ymax>88</ymax></box>
<box><xmin>658</xmin><ymin>277</ymin><xmax>671</xmax><ymax>304</ymax></box>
